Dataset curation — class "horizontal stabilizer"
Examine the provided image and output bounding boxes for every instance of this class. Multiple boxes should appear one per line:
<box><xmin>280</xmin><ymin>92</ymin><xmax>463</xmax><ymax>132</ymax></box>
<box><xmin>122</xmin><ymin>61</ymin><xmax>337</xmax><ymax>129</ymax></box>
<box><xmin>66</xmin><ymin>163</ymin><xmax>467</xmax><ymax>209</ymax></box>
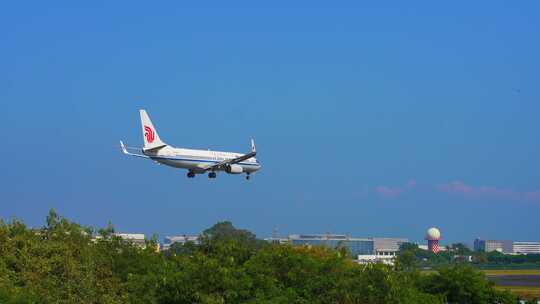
<box><xmin>119</xmin><ymin>140</ymin><xmax>150</xmax><ymax>159</ymax></box>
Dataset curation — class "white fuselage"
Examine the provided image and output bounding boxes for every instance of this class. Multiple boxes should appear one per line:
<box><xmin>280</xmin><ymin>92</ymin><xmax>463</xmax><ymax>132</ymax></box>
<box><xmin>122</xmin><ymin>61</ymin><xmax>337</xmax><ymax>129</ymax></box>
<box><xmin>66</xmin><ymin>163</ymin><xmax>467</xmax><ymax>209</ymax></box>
<box><xmin>144</xmin><ymin>146</ymin><xmax>261</xmax><ymax>174</ymax></box>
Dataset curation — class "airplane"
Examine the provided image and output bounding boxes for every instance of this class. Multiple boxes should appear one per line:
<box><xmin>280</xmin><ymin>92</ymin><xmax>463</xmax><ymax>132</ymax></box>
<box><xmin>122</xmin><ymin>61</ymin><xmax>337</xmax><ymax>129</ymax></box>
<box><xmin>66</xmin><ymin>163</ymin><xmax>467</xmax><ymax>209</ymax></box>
<box><xmin>120</xmin><ymin>109</ymin><xmax>261</xmax><ymax>180</ymax></box>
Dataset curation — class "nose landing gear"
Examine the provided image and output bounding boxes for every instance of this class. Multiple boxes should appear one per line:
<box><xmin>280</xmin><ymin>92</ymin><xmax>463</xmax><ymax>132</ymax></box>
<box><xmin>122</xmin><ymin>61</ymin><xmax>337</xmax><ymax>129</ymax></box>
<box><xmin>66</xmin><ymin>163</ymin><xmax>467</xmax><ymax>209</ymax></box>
<box><xmin>246</xmin><ymin>173</ymin><xmax>251</xmax><ymax>180</ymax></box>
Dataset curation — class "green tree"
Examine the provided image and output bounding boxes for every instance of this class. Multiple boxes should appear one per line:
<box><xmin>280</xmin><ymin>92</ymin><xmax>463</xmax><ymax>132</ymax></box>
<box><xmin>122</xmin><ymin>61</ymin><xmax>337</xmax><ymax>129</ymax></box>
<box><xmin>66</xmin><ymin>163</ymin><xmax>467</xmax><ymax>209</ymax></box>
<box><xmin>420</xmin><ymin>264</ymin><xmax>515</xmax><ymax>304</ymax></box>
<box><xmin>449</xmin><ymin>243</ymin><xmax>472</xmax><ymax>256</ymax></box>
<box><xmin>395</xmin><ymin>249</ymin><xmax>418</xmax><ymax>272</ymax></box>
<box><xmin>0</xmin><ymin>213</ymin><xmax>518</xmax><ymax>304</ymax></box>
<box><xmin>201</xmin><ymin>221</ymin><xmax>262</xmax><ymax>248</ymax></box>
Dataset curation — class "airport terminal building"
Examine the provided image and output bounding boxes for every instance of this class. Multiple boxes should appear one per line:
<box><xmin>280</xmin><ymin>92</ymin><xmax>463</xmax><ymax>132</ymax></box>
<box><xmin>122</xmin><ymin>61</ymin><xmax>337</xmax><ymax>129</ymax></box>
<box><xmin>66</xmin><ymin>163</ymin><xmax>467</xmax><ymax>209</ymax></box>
<box><xmin>287</xmin><ymin>234</ymin><xmax>408</xmax><ymax>258</ymax></box>
<box><xmin>289</xmin><ymin>234</ymin><xmax>374</xmax><ymax>256</ymax></box>
<box><xmin>474</xmin><ymin>238</ymin><xmax>540</xmax><ymax>254</ymax></box>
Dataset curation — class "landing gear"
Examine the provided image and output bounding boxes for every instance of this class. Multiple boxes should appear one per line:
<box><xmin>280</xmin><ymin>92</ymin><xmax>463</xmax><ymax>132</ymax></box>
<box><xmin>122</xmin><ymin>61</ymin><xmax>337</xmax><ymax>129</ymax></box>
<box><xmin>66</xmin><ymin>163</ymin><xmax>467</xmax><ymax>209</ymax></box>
<box><xmin>187</xmin><ymin>171</ymin><xmax>195</xmax><ymax>178</ymax></box>
<box><xmin>208</xmin><ymin>172</ymin><xmax>217</xmax><ymax>179</ymax></box>
<box><xmin>246</xmin><ymin>173</ymin><xmax>251</xmax><ymax>180</ymax></box>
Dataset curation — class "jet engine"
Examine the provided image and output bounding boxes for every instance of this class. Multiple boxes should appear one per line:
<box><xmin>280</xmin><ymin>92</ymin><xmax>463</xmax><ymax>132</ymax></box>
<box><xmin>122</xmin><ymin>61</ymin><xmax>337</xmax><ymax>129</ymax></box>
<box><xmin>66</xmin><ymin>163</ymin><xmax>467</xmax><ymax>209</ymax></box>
<box><xmin>225</xmin><ymin>164</ymin><xmax>243</xmax><ymax>174</ymax></box>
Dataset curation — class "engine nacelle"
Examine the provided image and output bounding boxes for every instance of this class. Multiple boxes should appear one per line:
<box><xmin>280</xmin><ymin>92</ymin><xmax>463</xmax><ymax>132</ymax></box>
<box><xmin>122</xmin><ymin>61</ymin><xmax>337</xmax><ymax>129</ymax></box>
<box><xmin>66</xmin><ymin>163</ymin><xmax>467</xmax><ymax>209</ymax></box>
<box><xmin>225</xmin><ymin>164</ymin><xmax>243</xmax><ymax>174</ymax></box>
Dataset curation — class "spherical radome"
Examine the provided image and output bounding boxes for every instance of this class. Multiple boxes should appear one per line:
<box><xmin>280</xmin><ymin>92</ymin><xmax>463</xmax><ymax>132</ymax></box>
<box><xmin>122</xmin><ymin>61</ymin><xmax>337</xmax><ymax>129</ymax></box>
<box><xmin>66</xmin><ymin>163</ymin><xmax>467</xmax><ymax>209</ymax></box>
<box><xmin>425</xmin><ymin>227</ymin><xmax>441</xmax><ymax>240</ymax></box>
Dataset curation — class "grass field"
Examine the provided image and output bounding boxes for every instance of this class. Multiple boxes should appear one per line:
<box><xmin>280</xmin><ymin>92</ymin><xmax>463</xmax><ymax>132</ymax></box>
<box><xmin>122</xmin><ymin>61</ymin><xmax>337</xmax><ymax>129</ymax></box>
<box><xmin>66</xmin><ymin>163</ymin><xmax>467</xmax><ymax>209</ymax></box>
<box><xmin>494</xmin><ymin>285</ymin><xmax>540</xmax><ymax>299</ymax></box>
<box><xmin>420</xmin><ymin>269</ymin><xmax>540</xmax><ymax>276</ymax></box>
<box><xmin>485</xmin><ymin>269</ymin><xmax>540</xmax><ymax>299</ymax></box>
<box><xmin>483</xmin><ymin>269</ymin><xmax>540</xmax><ymax>276</ymax></box>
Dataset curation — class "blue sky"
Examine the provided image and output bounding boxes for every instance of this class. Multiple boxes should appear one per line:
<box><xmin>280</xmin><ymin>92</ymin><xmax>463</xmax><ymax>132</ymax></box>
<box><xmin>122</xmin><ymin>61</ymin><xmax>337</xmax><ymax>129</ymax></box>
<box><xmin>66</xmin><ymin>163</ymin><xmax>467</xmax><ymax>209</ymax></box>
<box><xmin>2</xmin><ymin>2</ymin><xmax>539</xmax><ymax>245</ymax></box>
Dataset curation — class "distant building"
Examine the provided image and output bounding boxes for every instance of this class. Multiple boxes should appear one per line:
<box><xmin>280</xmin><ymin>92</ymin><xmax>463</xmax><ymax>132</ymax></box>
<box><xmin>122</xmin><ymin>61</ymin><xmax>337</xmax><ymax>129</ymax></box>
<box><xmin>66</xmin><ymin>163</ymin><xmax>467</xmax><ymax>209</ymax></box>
<box><xmin>415</xmin><ymin>243</ymin><xmax>447</xmax><ymax>252</ymax></box>
<box><xmin>114</xmin><ymin>233</ymin><xmax>147</xmax><ymax>249</ymax></box>
<box><xmin>289</xmin><ymin>234</ymin><xmax>374</xmax><ymax>256</ymax></box>
<box><xmin>357</xmin><ymin>251</ymin><xmax>398</xmax><ymax>266</ymax></box>
<box><xmin>92</xmin><ymin>233</ymin><xmax>159</xmax><ymax>251</ymax></box>
<box><xmin>473</xmin><ymin>238</ymin><xmax>485</xmax><ymax>252</ymax></box>
<box><xmin>513</xmin><ymin>242</ymin><xmax>540</xmax><ymax>254</ymax></box>
<box><xmin>264</xmin><ymin>237</ymin><xmax>289</xmax><ymax>245</ymax></box>
<box><xmin>373</xmin><ymin>238</ymin><xmax>408</xmax><ymax>253</ymax></box>
<box><xmin>358</xmin><ymin>237</ymin><xmax>407</xmax><ymax>265</ymax></box>
<box><xmin>474</xmin><ymin>239</ymin><xmax>513</xmax><ymax>253</ymax></box>
<box><xmin>418</xmin><ymin>244</ymin><xmax>429</xmax><ymax>251</ymax></box>
<box><xmin>486</xmin><ymin>240</ymin><xmax>513</xmax><ymax>253</ymax></box>
<box><xmin>163</xmin><ymin>235</ymin><xmax>199</xmax><ymax>251</ymax></box>
<box><xmin>287</xmin><ymin>234</ymin><xmax>409</xmax><ymax>257</ymax></box>
<box><xmin>452</xmin><ymin>255</ymin><xmax>473</xmax><ymax>262</ymax></box>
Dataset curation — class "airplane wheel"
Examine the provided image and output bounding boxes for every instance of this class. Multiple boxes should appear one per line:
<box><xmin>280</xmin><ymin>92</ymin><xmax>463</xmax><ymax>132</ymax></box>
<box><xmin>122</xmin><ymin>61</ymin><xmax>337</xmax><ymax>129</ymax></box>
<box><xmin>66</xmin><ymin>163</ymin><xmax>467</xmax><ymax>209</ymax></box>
<box><xmin>246</xmin><ymin>174</ymin><xmax>251</xmax><ymax>180</ymax></box>
<box><xmin>187</xmin><ymin>171</ymin><xmax>195</xmax><ymax>178</ymax></box>
<box><xmin>208</xmin><ymin>172</ymin><xmax>217</xmax><ymax>179</ymax></box>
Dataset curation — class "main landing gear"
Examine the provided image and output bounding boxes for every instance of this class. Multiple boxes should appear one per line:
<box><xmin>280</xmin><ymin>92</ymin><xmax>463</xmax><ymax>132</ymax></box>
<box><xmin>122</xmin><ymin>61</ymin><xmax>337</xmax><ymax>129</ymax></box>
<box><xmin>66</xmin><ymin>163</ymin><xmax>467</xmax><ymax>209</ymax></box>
<box><xmin>246</xmin><ymin>173</ymin><xmax>251</xmax><ymax>180</ymax></box>
<box><xmin>187</xmin><ymin>171</ymin><xmax>195</xmax><ymax>178</ymax></box>
<box><xmin>208</xmin><ymin>172</ymin><xmax>217</xmax><ymax>179</ymax></box>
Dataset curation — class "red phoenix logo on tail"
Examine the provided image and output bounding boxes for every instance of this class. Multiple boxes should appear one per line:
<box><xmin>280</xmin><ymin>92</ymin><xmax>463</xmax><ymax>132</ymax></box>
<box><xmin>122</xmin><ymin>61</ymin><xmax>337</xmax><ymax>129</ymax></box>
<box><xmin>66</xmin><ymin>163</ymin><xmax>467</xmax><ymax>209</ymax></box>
<box><xmin>144</xmin><ymin>125</ymin><xmax>155</xmax><ymax>143</ymax></box>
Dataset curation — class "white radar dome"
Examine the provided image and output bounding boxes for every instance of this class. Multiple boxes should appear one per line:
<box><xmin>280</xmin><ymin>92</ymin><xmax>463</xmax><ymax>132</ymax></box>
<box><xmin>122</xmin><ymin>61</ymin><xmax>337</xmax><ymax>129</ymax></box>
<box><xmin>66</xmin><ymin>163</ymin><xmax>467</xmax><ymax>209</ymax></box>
<box><xmin>425</xmin><ymin>227</ymin><xmax>441</xmax><ymax>240</ymax></box>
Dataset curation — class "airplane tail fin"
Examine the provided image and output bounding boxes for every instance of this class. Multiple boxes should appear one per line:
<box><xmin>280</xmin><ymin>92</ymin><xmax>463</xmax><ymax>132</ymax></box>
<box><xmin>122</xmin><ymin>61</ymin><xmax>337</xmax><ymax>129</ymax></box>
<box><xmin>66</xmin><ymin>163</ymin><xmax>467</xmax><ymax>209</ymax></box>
<box><xmin>139</xmin><ymin>109</ymin><xmax>167</xmax><ymax>151</ymax></box>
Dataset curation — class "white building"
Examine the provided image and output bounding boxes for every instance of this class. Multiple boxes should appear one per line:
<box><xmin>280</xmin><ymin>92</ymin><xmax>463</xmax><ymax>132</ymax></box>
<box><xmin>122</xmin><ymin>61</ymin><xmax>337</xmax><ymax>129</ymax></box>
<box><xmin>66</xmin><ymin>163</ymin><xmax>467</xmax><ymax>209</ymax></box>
<box><xmin>513</xmin><ymin>242</ymin><xmax>540</xmax><ymax>254</ymax></box>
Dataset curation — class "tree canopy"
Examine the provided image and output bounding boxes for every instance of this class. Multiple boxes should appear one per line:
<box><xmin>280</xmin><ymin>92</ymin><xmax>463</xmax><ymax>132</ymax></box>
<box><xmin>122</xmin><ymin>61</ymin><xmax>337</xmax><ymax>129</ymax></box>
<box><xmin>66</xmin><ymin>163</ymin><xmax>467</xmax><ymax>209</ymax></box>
<box><xmin>0</xmin><ymin>211</ymin><xmax>518</xmax><ymax>303</ymax></box>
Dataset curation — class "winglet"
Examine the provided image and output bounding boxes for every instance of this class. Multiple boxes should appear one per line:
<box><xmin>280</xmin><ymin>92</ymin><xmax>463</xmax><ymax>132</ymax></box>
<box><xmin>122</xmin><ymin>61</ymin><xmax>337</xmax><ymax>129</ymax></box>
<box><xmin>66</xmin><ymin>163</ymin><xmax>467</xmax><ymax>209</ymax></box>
<box><xmin>251</xmin><ymin>138</ymin><xmax>256</xmax><ymax>153</ymax></box>
<box><xmin>120</xmin><ymin>140</ymin><xmax>128</xmax><ymax>154</ymax></box>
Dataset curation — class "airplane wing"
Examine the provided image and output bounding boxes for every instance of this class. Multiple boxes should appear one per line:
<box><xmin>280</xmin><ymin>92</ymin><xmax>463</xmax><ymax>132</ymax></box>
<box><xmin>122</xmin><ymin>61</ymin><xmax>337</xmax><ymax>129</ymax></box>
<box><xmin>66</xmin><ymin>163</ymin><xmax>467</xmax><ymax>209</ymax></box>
<box><xmin>203</xmin><ymin>139</ymin><xmax>257</xmax><ymax>171</ymax></box>
<box><xmin>203</xmin><ymin>151</ymin><xmax>256</xmax><ymax>171</ymax></box>
<box><xmin>120</xmin><ymin>141</ymin><xmax>150</xmax><ymax>159</ymax></box>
